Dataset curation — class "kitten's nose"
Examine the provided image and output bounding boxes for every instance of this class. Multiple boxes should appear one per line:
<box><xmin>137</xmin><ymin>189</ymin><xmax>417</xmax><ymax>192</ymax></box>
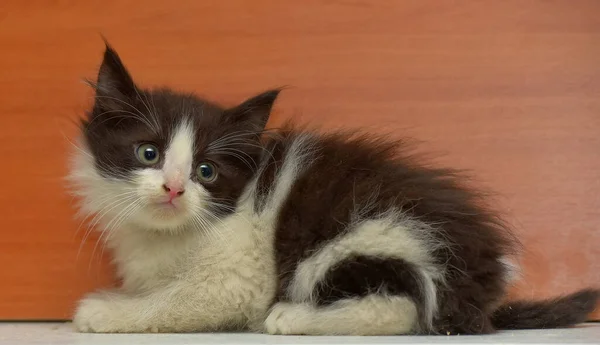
<box><xmin>163</xmin><ymin>184</ymin><xmax>185</xmax><ymax>199</ymax></box>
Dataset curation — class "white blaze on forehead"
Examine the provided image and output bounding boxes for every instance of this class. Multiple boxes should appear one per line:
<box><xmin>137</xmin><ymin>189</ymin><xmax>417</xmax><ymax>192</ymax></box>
<box><xmin>163</xmin><ymin>121</ymin><xmax>195</xmax><ymax>186</ymax></box>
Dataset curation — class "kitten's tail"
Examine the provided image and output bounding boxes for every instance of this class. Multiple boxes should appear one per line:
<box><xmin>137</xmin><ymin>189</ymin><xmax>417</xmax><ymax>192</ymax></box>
<box><xmin>491</xmin><ymin>289</ymin><xmax>599</xmax><ymax>330</ymax></box>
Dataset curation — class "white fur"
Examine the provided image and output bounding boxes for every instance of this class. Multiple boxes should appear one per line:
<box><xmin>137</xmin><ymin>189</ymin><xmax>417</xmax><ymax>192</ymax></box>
<box><xmin>499</xmin><ymin>255</ymin><xmax>522</xmax><ymax>284</ymax></box>
<box><xmin>288</xmin><ymin>212</ymin><xmax>444</xmax><ymax>331</ymax></box>
<box><xmin>240</xmin><ymin>133</ymin><xmax>317</xmax><ymax>223</ymax></box>
<box><xmin>162</xmin><ymin>121</ymin><xmax>194</xmax><ymax>189</ymax></box>
<box><xmin>265</xmin><ymin>295</ymin><xmax>418</xmax><ymax>335</ymax></box>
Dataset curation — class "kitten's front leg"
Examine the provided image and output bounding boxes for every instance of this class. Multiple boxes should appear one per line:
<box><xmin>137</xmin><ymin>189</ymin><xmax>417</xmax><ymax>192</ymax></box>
<box><xmin>74</xmin><ymin>291</ymin><xmax>136</xmax><ymax>333</ymax></box>
<box><xmin>74</xmin><ymin>281</ymin><xmax>241</xmax><ymax>333</ymax></box>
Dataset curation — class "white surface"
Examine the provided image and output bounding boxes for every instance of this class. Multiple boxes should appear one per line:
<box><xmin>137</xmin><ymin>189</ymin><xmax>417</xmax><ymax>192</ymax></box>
<box><xmin>0</xmin><ymin>322</ymin><xmax>598</xmax><ymax>345</ymax></box>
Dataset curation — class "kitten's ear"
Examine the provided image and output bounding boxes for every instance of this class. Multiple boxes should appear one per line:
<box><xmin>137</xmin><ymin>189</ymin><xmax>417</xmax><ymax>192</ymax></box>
<box><xmin>225</xmin><ymin>89</ymin><xmax>281</xmax><ymax>131</ymax></box>
<box><xmin>95</xmin><ymin>43</ymin><xmax>136</xmax><ymax>99</ymax></box>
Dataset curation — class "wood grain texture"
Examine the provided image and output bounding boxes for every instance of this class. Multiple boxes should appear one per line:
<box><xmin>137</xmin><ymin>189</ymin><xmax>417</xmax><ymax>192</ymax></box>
<box><xmin>0</xmin><ymin>0</ymin><xmax>598</xmax><ymax>320</ymax></box>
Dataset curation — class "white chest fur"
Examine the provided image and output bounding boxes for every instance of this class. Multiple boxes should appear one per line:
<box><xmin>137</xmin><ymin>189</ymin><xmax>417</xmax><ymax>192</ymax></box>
<box><xmin>108</xmin><ymin>207</ymin><xmax>279</xmax><ymax>326</ymax></box>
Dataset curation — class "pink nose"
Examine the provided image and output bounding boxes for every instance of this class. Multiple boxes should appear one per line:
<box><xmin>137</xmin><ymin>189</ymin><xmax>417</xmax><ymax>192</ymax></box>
<box><xmin>163</xmin><ymin>184</ymin><xmax>185</xmax><ymax>199</ymax></box>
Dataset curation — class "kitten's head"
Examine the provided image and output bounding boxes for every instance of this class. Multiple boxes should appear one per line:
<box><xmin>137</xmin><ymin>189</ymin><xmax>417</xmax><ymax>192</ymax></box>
<box><xmin>70</xmin><ymin>44</ymin><xmax>279</xmax><ymax>232</ymax></box>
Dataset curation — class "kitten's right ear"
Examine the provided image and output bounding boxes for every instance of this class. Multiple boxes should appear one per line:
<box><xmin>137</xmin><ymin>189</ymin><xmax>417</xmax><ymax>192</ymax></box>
<box><xmin>95</xmin><ymin>43</ymin><xmax>136</xmax><ymax>99</ymax></box>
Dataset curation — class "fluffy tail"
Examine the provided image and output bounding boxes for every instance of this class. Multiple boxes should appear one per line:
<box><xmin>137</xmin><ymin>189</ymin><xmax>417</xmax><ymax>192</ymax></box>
<box><xmin>491</xmin><ymin>289</ymin><xmax>599</xmax><ymax>330</ymax></box>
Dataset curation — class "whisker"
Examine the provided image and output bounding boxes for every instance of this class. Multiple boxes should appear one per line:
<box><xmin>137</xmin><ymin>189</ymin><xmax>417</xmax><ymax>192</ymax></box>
<box><xmin>190</xmin><ymin>213</ymin><xmax>222</xmax><ymax>243</ymax></box>
<box><xmin>209</xmin><ymin>149</ymin><xmax>257</xmax><ymax>171</ymax></box>
<box><xmin>89</xmin><ymin>109</ymin><xmax>156</xmax><ymax>133</ymax></box>
<box><xmin>207</xmin><ymin>130</ymin><xmax>260</xmax><ymax>150</ymax></box>
<box><xmin>98</xmin><ymin>199</ymin><xmax>143</xmax><ymax>262</ymax></box>
<box><xmin>91</xmin><ymin>96</ymin><xmax>159</xmax><ymax>134</ymax></box>
<box><xmin>73</xmin><ymin>189</ymin><xmax>139</xmax><ymax>237</ymax></box>
<box><xmin>208</xmin><ymin>150</ymin><xmax>254</xmax><ymax>167</ymax></box>
<box><xmin>76</xmin><ymin>193</ymin><xmax>138</xmax><ymax>261</ymax></box>
<box><xmin>200</xmin><ymin>209</ymin><xmax>233</xmax><ymax>241</ymax></box>
<box><xmin>133</xmin><ymin>87</ymin><xmax>161</xmax><ymax>134</ymax></box>
<box><xmin>148</xmin><ymin>92</ymin><xmax>161</xmax><ymax>133</ymax></box>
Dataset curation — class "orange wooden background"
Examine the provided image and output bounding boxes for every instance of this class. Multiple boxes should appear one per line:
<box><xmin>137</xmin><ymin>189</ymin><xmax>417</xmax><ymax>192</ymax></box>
<box><xmin>0</xmin><ymin>1</ymin><xmax>598</xmax><ymax>320</ymax></box>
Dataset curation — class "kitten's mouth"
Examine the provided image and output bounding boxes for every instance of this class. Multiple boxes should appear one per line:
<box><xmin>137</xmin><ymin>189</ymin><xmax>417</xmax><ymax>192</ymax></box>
<box><xmin>154</xmin><ymin>199</ymin><xmax>184</xmax><ymax>213</ymax></box>
<box><xmin>157</xmin><ymin>200</ymin><xmax>178</xmax><ymax>208</ymax></box>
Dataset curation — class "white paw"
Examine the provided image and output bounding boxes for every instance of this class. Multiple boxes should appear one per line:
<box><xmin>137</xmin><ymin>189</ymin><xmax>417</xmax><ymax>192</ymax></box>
<box><xmin>264</xmin><ymin>302</ymin><xmax>311</xmax><ymax>335</ymax></box>
<box><xmin>73</xmin><ymin>294</ymin><xmax>129</xmax><ymax>333</ymax></box>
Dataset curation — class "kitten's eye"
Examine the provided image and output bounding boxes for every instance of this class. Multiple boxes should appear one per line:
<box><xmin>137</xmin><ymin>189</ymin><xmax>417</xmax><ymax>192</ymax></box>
<box><xmin>197</xmin><ymin>162</ymin><xmax>217</xmax><ymax>182</ymax></box>
<box><xmin>136</xmin><ymin>144</ymin><xmax>160</xmax><ymax>165</ymax></box>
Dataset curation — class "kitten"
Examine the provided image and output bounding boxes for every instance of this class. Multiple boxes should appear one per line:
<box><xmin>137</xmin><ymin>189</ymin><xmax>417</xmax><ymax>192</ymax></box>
<box><xmin>68</xmin><ymin>44</ymin><xmax>599</xmax><ymax>335</ymax></box>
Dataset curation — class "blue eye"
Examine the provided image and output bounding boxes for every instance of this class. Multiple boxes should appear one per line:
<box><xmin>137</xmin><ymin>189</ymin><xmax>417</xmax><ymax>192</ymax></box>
<box><xmin>197</xmin><ymin>162</ymin><xmax>217</xmax><ymax>182</ymax></box>
<box><xmin>136</xmin><ymin>144</ymin><xmax>159</xmax><ymax>165</ymax></box>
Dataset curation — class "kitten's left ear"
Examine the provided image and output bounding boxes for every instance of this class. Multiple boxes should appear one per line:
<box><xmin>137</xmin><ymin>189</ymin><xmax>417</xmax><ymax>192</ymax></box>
<box><xmin>225</xmin><ymin>89</ymin><xmax>281</xmax><ymax>131</ymax></box>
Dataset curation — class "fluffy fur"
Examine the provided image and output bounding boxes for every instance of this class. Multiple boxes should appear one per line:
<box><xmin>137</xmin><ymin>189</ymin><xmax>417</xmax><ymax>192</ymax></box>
<box><xmin>68</xmin><ymin>44</ymin><xmax>599</xmax><ymax>335</ymax></box>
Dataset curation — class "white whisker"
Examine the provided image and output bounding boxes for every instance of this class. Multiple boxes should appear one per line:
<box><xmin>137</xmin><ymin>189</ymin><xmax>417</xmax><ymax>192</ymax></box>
<box><xmin>209</xmin><ymin>149</ymin><xmax>256</xmax><ymax>171</ymax></box>
<box><xmin>98</xmin><ymin>199</ymin><xmax>143</xmax><ymax>263</ymax></box>
<box><xmin>91</xmin><ymin>96</ymin><xmax>159</xmax><ymax>134</ymax></box>
<box><xmin>133</xmin><ymin>86</ymin><xmax>161</xmax><ymax>134</ymax></box>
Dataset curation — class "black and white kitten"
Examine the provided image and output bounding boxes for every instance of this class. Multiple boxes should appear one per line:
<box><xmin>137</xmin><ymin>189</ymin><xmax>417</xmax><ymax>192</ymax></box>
<box><xmin>69</xmin><ymin>44</ymin><xmax>599</xmax><ymax>335</ymax></box>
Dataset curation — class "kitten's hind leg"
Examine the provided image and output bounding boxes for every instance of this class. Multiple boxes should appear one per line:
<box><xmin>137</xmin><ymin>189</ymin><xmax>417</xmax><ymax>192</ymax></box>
<box><xmin>264</xmin><ymin>295</ymin><xmax>418</xmax><ymax>335</ymax></box>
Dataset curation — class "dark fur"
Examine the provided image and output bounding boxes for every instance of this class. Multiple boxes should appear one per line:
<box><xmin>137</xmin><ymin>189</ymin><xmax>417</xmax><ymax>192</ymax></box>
<box><xmin>491</xmin><ymin>289</ymin><xmax>600</xmax><ymax>330</ymax></box>
<box><xmin>314</xmin><ymin>256</ymin><xmax>424</xmax><ymax>307</ymax></box>
<box><xmin>89</xmin><ymin>44</ymin><xmax>599</xmax><ymax>335</ymax></box>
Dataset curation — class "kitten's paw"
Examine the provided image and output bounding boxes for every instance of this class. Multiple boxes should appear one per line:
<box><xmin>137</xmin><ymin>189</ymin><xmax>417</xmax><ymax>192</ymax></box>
<box><xmin>264</xmin><ymin>302</ymin><xmax>312</xmax><ymax>335</ymax></box>
<box><xmin>73</xmin><ymin>293</ymin><xmax>129</xmax><ymax>333</ymax></box>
